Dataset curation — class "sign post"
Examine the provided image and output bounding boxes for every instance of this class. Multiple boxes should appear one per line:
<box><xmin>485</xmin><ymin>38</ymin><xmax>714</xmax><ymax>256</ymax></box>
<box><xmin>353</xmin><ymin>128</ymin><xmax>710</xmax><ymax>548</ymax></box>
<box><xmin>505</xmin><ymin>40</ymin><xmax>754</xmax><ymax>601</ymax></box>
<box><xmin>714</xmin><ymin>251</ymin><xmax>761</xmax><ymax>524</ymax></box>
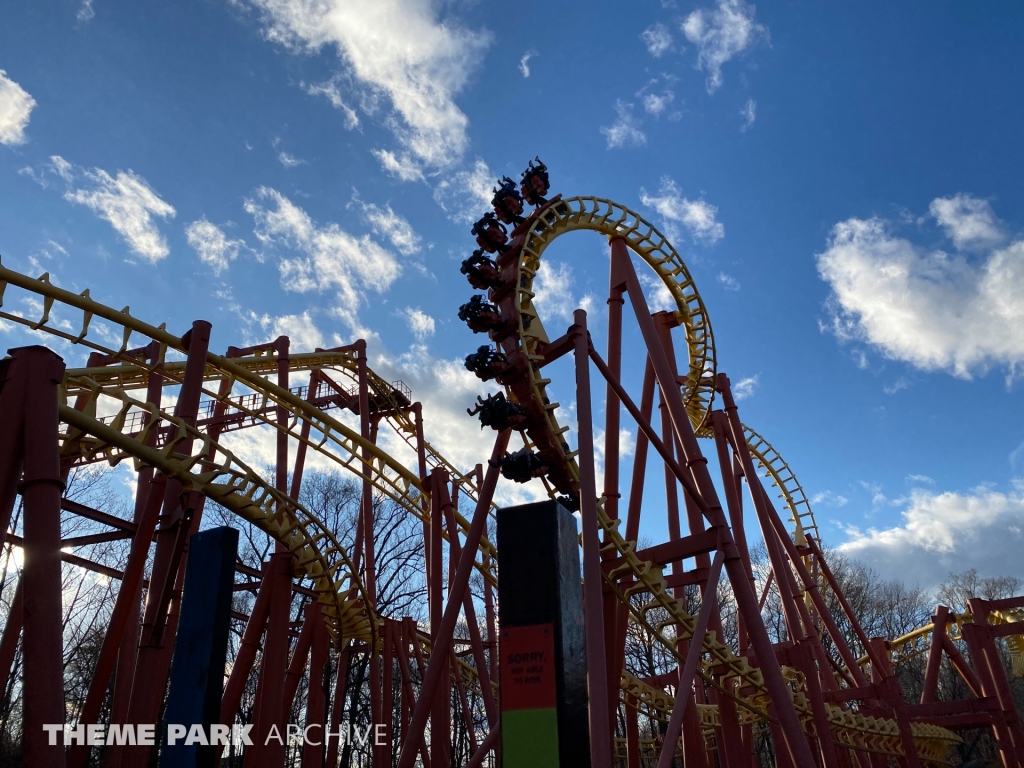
<box><xmin>497</xmin><ymin>500</ymin><xmax>589</xmax><ymax>768</ymax></box>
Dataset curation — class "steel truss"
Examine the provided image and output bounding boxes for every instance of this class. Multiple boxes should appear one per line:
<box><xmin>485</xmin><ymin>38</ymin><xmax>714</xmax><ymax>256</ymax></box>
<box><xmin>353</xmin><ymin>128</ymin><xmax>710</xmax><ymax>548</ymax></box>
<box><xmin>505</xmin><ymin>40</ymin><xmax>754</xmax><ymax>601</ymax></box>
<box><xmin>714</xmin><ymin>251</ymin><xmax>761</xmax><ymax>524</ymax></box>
<box><xmin>0</xmin><ymin>174</ymin><xmax>1021</xmax><ymax>768</ymax></box>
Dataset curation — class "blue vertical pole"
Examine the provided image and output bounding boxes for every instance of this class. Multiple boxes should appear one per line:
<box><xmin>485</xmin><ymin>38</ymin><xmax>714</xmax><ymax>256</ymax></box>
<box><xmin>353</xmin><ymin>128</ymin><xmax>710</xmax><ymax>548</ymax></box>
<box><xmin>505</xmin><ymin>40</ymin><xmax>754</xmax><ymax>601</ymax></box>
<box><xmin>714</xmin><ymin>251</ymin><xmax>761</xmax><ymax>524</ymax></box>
<box><xmin>163</xmin><ymin>526</ymin><xmax>239</xmax><ymax>768</ymax></box>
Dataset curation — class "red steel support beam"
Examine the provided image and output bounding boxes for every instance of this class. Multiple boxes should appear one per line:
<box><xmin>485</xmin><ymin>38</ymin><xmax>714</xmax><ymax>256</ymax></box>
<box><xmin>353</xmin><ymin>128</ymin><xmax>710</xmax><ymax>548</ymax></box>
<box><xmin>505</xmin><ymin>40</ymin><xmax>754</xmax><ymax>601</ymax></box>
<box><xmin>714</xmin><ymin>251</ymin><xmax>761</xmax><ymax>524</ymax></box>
<box><xmin>656</xmin><ymin>550</ymin><xmax>725</xmax><ymax>768</ymax></box>
<box><xmin>219</xmin><ymin>562</ymin><xmax>273</xmax><ymax>726</ymax></box>
<box><xmin>608</xmin><ymin>243</ymin><xmax>817</xmax><ymax>767</ymax></box>
<box><xmin>395</xmin><ymin>429</ymin><xmax>509</xmax><ymax>768</ymax></box>
<box><xmin>302</xmin><ymin>607</ymin><xmax>330</xmax><ymax>768</ymax></box>
<box><xmin>571</xmin><ymin>308</ymin><xmax>614</xmax><ymax>768</ymax></box>
<box><xmin>9</xmin><ymin>347</ymin><xmax>67</xmax><ymax>768</ymax></box>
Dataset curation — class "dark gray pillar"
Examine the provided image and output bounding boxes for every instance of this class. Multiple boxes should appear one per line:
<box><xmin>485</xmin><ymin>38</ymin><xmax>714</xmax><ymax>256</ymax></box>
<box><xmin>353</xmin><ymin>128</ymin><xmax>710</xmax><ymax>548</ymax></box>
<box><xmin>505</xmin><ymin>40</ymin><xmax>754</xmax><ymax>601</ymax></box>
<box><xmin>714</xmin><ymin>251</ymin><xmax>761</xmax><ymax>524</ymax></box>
<box><xmin>498</xmin><ymin>500</ymin><xmax>589</xmax><ymax>768</ymax></box>
<box><xmin>163</xmin><ymin>526</ymin><xmax>239</xmax><ymax>768</ymax></box>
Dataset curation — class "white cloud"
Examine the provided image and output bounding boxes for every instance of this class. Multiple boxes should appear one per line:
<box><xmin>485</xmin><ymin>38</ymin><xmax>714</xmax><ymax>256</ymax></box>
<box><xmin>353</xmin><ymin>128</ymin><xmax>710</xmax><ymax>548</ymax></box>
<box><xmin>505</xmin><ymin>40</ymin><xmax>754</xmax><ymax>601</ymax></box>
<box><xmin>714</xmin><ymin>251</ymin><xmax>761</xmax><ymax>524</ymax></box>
<box><xmin>0</xmin><ymin>70</ymin><xmax>37</xmax><ymax>146</ymax></box>
<box><xmin>519</xmin><ymin>51</ymin><xmax>536</xmax><ymax>78</ymax></box>
<box><xmin>77</xmin><ymin>0</ymin><xmax>95</xmax><ymax>21</ymax></box>
<box><xmin>373</xmin><ymin>148</ymin><xmax>425</xmax><ymax>182</ymax></box>
<box><xmin>839</xmin><ymin>484</ymin><xmax>1024</xmax><ymax>588</ymax></box>
<box><xmin>601</xmin><ymin>100</ymin><xmax>646</xmax><ymax>149</ymax></box>
<box><xmin>732</xmin><ymin>373</ymin><xmax>758</xmax><ymax>400</ymax></box>
<box><xmin>277</xmin><ymin>151</ymin><xmax>306</xmax><ymax>168</ymax></box>
<box><xmin>371</xmin><ymin>343</ymin><xmax>502</xmax><ymax>482</ymax></box>
<box><xmin>637</xmin><ymin>271</ymin><xmax>677</xmax><ymax>313</ymax></box>
<box><xmin>905</xmin><ymin>474</ymin><xmax>935</xmax><ymax>486</ymax></box>
<box><xmin>859</xmin><ymin>480</ymin><xmax>888</xmax><ymax>508</ymax></box>
<box><xmin>740</xmin><ymin>97</ymin><xmax>756</xmax><ymax>130</ymax></box>
<box><xmin>717</xmin><ymin>272</ymin><xmax>740</xmax><ymax>290</ymax></box>
<box><xmin>244</xmin><ymin>0</ymin><xmax>491</xmax><ymax>178</ymax></box>
<box><xmin>883</xmin><ymin>377</ymin><xmax>909</xmax><ymax>395</ymax></box>
<box><xmin>1011</xmin><ymin>441</ymin><xmax>1024</xmax><ymax>472</ymax></box>
<box><xmin>640</xmin><ymin>177</ymin><xmax>724</xmax><ymax>244</ymax></box>
<box><xmin>244</xmin><ymin>187</ymin><xmax>400</xmax><ymax>330</ymax></box>
<box><xmin>432</xmin><ymin>158</ymin><xmax>493</xmax><ymax>224</ymax></box>
<box><xmin>185</xmin><ymin>218</ymin><xmax>246</xmax><ymax>275</ymax></box>
<box><xmin>359</xmin><ymin>201</ymin><xmax>421</xmax><ymax>255</ymax></box>
<box><xmin>810</xmin><ymin>490</ymin><xmax>848</xmax><ymax>508</ymax></box>
<box><xmin>640</xmin><ymin>90</ymin><xmax>673</xmax><ymax>117</ymax></box>
<box><xmin>817</xmin><ymin>198</ymin><xmax>1024</xmax><ymax>379</ymax></box>
<box><xmin>268</xmin><ymin>309</ymin><xmax>323</xmax><ymax>352</ymax></box>
<box><xmin>401</xmin><ymin>307</ymin><xmax>435</xmax><ymax>340</ymax></box>
<box><xmin>58</xmin><ymin>157</ymin><xmax>176</xmax><ymax>263</ymax></box>
<box><xmin>681</xmin><ymin>0</ymin><xmax>767</xmax><ymax>93</ymax></box>
<box><xmin>641</xmin><ymin>23</ymin><xmax>673</xmax><ymax>57</ymax></box>
<box><xmin>928</xmin><ymin>194</ymin><xmax>1004</xmax><ymax>251</ymax></box>
<box><xmin>304</xmin><ymin>80</ymin><xmax>360</xmax><ymax>129</ymax></box>
<box><xmin>531</xmin><ymin>261</ymin><xmax>601</xmax><ymax>324</ymax></box>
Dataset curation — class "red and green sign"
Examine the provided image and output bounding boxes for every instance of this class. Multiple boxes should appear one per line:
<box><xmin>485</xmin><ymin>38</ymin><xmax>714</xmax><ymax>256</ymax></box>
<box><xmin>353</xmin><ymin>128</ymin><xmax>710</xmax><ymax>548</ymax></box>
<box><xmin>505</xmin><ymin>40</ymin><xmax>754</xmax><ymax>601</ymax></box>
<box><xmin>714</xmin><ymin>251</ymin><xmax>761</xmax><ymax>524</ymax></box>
<box><xmin>500</xmin><ymin>623</ymin><xmax>560</xmax><ymax>767</ymax></box>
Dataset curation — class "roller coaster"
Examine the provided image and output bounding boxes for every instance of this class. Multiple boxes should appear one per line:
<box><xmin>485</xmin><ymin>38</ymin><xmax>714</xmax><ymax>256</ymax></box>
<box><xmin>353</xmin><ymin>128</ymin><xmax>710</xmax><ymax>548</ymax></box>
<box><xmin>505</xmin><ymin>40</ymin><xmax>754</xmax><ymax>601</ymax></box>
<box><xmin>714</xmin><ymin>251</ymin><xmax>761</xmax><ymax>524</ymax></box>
<box><xmin>0</xmin><ymin>159</ymin><xmax>1022</xmax><ymax>768</ymax></box>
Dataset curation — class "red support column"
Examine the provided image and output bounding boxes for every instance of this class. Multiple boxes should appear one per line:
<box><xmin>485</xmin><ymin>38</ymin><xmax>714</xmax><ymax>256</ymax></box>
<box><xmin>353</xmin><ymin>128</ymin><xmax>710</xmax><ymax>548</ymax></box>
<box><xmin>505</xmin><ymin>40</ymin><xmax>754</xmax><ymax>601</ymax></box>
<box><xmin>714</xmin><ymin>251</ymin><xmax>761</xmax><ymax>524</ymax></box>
<box><xmin>428</xmin><ymin>470</ymin><xmax>449</xmax><ymax>768</ymax></box>
<box><xmin>283</xmin><ymin>601</ymin><xmax>318</xmax><ymax>712</ymax></box>
<box><xmin>324</xmin><ymin>647</ymin><xmax>351</xmax><ymax>768</ymax></box>
<box><xmin>963</xmin><ymin>600</ymin><xmax>1024</xmax><ymax>766</ymax></box>
<box><xmin>656</xmin><ymin>551</ymin><xmax>725</xmax><ymax>768</ymax></box>
<box><xmin>219</xmin><ymin>566</ymin><xmax>273</xmax><ymax>727</ymax></box>
<box><xmin>301</xmin><ymin>608</ymin><xmax>330</xmax><ymax>768</ymax></box>
<box><xmin>354</xmin><ymin>340</ymin><xmax>383</xmax><ymax>768</ymax></box>
<box><xmin>249</xmin><ymin>551</ymin><xmax>293</xmax><ymax>768</ymax></box>
<box><xmin>10</xmin><ymin>347</ymin><xmax>67</xmax><ymax>768</ymax></box>
<box><xmin>571</xmin><ymin>309</ymin><xmax>615</xmax><ymax>768</ymax></box>
<box><xmin>395</xmin><ymin>429</ymin><xmax>509</xmax><ymax>768</ymax></box>
<box><xmin>110</xmin><ymin>350</ymin><xmax>164</xmax><ymax>730</ymax></box>
<box><xmin>381</xmin><ymin>622</ymin><xmax>395</xmax><ymax>765</ymax></box>
<box><xmin>920</xmin><ymin>607</ymin><xmax>948</xmax><ymax>704</ymax></box>
<box><xmin>439</xmin><ymin>480</ymin><xmax>498</xmax><ymax>729</ymax></box>
<box><xmin>608</xmin><ymin>243</ymin><xmax>817</xmax><ymax>767</ymax></box>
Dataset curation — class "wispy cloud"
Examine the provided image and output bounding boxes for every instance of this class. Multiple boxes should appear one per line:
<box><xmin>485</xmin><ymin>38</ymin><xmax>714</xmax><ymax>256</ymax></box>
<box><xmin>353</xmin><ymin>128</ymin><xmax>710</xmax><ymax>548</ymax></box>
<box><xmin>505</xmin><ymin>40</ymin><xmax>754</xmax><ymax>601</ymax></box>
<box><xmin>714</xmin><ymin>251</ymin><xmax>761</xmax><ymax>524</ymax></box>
<box><xmin>740</xmin><ymin>97</ymin><xmax>756</xmax><ymax>130</ymax></box>
<box><xmin>928</xmin><ymin>194</ymin><xmax>1004</xmax><ymax>251</ymax></box>
<box><xmin>637</xmin><ymin>77</ymin><xmax>677</xmax><ymax>118</ymax></box>
<box><xmin>640</xmin><ymin>176</ymin><xmax>724</xmax><ymax>244</ymax></box>
<box><xmin>242</xmin><ymin>0</ymin><xmax>491</xmax><ymax>178</ymax></box>
<box><xmin>76</xmin><ymin>0</ymin><xmax>95</xmax><ymax>22</ymax></box>
<box><xmin>905</xmin><ymin>474</ymin><xmax>935</xmax><ymax>486</ymax></box>
<box><xmin>859</xmin><ymin>480</ymin><xmax>888</xmax><ymax>509</ymax></box>
<box><xmin>641</xmin><ymin>23</ymin><xmax>673</xmax><ymax>57</ymax></box>
<box><xmin>732</xmin><ymin>373</ymin><xmax>759</xmax><ymax>400</ymax></box>
<box><xmin>277</xmin><ymin>151</ymin><xmax>307</xmax><ymax>168</ymax></box>
<box><xmin>519</xmin><ymin>50</ymin><xmax>536</xmax><ymax>78</ymax></box>
<box><xmin>54</xmin><ymin>156</ymin><xmax>176</xmax><ymax>263</ymax></box>
<box><xmin>357</xmin><ymin>198</ymin><xmax>422</xmax><ymax>255</ymax></box>
<box><xmin>717</xmin><ymin>272</ymin><xmax>740</xmax><ymax>290</ymax></box>
<box><xmin>185</xmin><ymin>218</ymin><xmax>246</xmax><ymax>275</ymax></box>
<box><xmin>0</xmin><ymin>70</ymin><xmax>37</xmax><ymax>146</ymax></box>
<box><xmin>810</xmin><ymin>490</ymin><xmax>848</xmax><ymax>508</ymax></box>
<box><xmin>244</xmin><ymin>187</ymin><xmax>401</xmax><ymax>331</ymax></box>
<box><xmin>601</xmin><ymin>100</ymin><xmax>646</xmax><ymax>149</ymax></box>
<box><xmin>681</xmin><ymin>0</ymin><xmax>768</xmax><ymax>93</ymax></box>
<box><xmin>532</xmin><ymin>261</ymin><xmax>598</xmax><ymax>323</ymax></box>
<box><xmin>304</xmin><ymin>79</ymin><xmax>360</xmax><ymax>129</ymax></box>
<box><xmin>432</xmin><ymin>158</ymin><xmax>493</xmax><ymax>224</ymax></box>
<box><xmin>401</xmin><ymin>307</ymin><xmax>435</xmax><ymax>340</ymax></box>
<box><xmin>883</xmin><ymin>377</ymin><xmax>910</xmax><ymax>395</ymax></box>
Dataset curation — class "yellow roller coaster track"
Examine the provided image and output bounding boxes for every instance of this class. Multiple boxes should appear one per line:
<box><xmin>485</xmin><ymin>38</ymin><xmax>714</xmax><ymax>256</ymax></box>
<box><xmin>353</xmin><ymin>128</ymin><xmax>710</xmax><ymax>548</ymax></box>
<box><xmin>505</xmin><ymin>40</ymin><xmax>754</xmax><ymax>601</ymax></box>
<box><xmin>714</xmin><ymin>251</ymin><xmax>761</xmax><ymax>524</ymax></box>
<box><xmin>0</xmin><ymin>258</ymin><xmax>500</xmax><ymax>632</ymax></box>
<box><xmin>859</xmin><ymin>608</ymin><xmax>1024</xmax><ymax>678</ymax></box>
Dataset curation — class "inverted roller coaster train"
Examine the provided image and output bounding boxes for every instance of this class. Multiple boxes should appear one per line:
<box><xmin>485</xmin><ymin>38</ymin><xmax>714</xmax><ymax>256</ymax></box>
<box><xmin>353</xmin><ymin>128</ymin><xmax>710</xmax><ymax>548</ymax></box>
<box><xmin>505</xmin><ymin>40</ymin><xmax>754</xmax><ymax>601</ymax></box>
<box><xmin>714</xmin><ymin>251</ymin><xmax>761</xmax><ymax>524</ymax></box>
<box><xmin>0</xmin><ymin>158</ymin><xmax>1022</xmax><ymax>768</ymax></box>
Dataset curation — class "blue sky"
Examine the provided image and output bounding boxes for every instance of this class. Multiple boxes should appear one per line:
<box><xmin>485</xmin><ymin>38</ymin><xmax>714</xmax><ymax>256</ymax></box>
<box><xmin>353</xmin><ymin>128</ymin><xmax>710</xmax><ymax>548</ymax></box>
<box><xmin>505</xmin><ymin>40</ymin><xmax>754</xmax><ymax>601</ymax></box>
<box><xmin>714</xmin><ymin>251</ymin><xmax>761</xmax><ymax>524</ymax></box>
<box><xmin>2</xmin><ymin>0</ymin><xmax>1023</xmax><ymax>589</ymax></box>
